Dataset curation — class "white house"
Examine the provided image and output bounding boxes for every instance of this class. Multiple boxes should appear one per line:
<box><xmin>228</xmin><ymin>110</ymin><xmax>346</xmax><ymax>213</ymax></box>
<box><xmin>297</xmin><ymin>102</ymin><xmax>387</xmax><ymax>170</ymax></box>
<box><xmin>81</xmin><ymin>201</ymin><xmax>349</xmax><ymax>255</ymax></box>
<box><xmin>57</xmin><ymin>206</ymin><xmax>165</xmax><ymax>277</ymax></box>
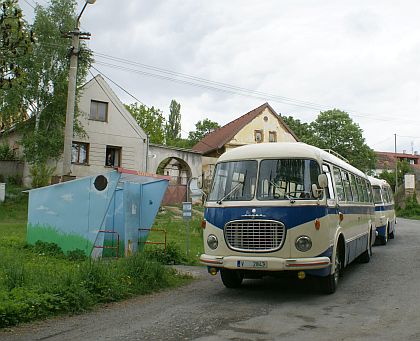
<box><xmin>68</xmin><ymin>74</ymin><xmax>148</xmax><ymax>177</ymax></box>
<box><xmin>0</xmin><ymin>75</ymin><xmax>148</xmax><ymax>186</ymax></box>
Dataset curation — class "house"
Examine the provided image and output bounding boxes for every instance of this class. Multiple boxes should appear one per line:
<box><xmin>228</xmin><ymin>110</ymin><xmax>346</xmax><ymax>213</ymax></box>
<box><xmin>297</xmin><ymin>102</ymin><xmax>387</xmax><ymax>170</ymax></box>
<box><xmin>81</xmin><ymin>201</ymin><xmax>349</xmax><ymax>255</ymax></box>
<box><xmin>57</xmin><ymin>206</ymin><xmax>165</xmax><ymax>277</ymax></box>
<box><xmin>192</xmin><ymin>102</ymin><xmax>298</xmax><ymax>191</ymax></box>
<box><xmin>0</xmin><ymin>74</ymin><xmax>148</xmax><ymax>186</ymax></box>
<box><xmin>374</xmin><ymin>151</ymin><xmax>420</xmax><ymax>175</ymax></box>
<box><xmin>68</xmin><ymin>75</ymin><xmax>148</xmax><ymax>177</ymax></box>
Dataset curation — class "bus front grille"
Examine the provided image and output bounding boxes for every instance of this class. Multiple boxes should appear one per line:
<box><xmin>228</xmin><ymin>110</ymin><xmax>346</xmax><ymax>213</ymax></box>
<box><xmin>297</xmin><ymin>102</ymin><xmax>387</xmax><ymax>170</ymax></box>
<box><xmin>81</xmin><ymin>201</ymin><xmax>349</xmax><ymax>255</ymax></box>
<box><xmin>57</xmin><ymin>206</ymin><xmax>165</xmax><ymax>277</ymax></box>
<box><xmin>224</xmin><ymin>220</ymin><xmax>285</xmax><ymax>252</ymax></box>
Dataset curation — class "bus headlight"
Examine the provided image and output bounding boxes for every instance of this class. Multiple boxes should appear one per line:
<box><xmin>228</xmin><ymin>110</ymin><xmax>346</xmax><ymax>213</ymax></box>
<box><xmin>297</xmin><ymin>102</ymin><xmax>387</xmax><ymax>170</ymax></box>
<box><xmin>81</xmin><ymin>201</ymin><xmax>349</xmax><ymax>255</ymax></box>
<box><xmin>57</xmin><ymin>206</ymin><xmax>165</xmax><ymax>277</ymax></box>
<box><xmin>295</xmin><ymin>236</ymin><xmax>312</xmax><ymax>252</ymax></box>
<box><xmin>207</xmin><ymin>234</ymin><xmax>218</xmax><ymax>250</ymax></box>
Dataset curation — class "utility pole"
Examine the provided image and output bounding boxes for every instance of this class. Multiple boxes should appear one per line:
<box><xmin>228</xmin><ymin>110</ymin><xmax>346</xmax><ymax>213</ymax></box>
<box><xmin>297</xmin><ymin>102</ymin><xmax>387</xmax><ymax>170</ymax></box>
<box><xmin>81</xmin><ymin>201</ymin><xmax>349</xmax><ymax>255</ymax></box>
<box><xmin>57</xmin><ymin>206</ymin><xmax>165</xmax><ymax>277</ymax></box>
<box><xmin>395</xmin><ymin>134</ymin><xmax>398</xmax><ymax>193</ymax></box>
<box><xmin>62</xmin><ymin>0</ymin><xmax>95</xmax><ymax>177</ymax></box>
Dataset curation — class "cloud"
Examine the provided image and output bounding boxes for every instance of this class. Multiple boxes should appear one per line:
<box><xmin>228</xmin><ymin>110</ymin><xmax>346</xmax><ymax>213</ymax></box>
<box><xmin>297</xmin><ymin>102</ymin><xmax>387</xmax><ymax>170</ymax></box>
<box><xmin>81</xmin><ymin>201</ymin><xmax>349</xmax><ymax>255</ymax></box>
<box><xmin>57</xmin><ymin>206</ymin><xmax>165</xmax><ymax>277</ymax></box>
<box><xmin>61</xmin><ymin>193</ymin><xmax>74</xmax><ymax>202</ymax></box>
<box><xmin>19</xmin><ymin>0</ymin><xmax>420</xmax><ymax>153</ymax></box>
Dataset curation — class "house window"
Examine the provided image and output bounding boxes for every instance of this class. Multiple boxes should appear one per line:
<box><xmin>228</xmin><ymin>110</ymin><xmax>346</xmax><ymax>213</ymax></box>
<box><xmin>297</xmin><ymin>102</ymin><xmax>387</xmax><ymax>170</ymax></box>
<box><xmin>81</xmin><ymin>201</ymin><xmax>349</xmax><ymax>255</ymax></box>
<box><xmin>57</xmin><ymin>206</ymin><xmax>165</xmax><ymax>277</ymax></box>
<box><xmin>72</xmin><ymin>142</ymin><xmax>89</xmax><ymax>165</ymax></box>
<box><xmin>254</xmin><ymin>130</ymin><xmax>263</xmax><ymax>143</ymax></box>
<box><xmin>90</xmin><ymin>100</ymin><xmax>108</xmax><ymax>122</ymax></box>
<box><xmin>269</xmin><ymin>131</ymin><xmax>277</xmax><ymax>142</ymax></box>
<box><xmin>105</xmin><ymin>146</ymin><xmax>121</xmax><ymax>167</ymax></box>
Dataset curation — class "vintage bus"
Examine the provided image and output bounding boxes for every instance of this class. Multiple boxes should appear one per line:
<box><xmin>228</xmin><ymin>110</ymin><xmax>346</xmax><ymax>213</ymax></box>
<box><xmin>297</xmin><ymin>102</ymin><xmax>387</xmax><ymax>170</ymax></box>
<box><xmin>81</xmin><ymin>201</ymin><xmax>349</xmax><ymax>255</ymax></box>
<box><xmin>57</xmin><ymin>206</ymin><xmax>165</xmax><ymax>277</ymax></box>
<box><xmin>200</xmin><ymin>142</ymin><xmax>376</xmax><ymax>294</ymax></box>
<box><xmin>369</xmin><ymin>176</ymin><xmax>396</xmax><ymax>245</ymax></box>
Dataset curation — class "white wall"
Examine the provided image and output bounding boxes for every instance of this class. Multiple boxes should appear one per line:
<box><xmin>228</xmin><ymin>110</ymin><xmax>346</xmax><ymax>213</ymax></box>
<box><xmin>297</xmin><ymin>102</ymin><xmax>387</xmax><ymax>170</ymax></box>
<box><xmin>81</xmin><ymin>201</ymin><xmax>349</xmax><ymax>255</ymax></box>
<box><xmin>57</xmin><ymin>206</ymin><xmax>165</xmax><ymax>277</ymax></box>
<box><xmin>70</xmin><ymin>76</ymin><xmax>147</xmax><ymax>177</ymax></box>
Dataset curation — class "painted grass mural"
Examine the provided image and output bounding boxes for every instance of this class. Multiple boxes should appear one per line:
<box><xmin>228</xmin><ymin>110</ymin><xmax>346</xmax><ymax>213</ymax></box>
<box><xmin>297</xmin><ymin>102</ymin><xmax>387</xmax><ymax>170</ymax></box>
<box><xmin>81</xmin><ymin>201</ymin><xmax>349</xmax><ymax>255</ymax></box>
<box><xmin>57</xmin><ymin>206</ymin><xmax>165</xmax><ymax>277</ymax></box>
<box><xmin>26</xmin><ymin>170</ymin><xmax>169</xmax><ymax>257</ymax></box>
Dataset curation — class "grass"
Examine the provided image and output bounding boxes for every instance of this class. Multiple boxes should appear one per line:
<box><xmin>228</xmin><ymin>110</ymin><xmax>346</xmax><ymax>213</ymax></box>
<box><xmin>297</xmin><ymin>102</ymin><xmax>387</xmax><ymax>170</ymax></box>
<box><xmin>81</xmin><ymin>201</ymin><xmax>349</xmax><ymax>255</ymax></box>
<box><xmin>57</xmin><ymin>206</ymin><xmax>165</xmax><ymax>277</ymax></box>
<box><xmin>0</xmin><ymin>185</ymin><xmax>197</xmax><ymax>328</ymax></box>
<box><xmin>148</xmin><ymin>205</ymin><xmax>204</xmax><ymax>264</ymax></box>
<box><xmin>396</xmin><ymin>193</ymin><xmax>420</xmax><ymax>220</ymax></box>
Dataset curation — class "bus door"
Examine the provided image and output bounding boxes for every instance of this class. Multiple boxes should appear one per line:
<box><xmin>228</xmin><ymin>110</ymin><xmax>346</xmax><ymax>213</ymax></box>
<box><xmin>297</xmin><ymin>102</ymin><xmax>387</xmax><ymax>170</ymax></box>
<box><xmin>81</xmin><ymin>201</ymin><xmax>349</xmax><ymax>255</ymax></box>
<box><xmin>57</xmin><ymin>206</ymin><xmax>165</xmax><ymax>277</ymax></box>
<box><xmin>322</xmin><ymin>164</ymin><xmax>339</xmax><ymax>241</ymax></box>
<box><xmin>332</xmin><ymin>167</ymin><xmax>357</xmax><ymax>264</ymax></box>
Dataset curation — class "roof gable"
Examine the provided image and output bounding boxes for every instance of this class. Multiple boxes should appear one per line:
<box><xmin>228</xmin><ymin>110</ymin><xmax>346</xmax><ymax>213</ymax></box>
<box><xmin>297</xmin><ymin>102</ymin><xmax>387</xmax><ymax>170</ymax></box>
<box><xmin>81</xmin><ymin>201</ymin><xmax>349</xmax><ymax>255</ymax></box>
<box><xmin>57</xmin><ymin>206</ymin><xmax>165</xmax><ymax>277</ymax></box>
<box><xmin>81</xmin><ymin>75</ymin><xmax>147</xmax><ymax>139</ymax></box>
<box><xmin>192</xmin><ymin>102</ymin><xmax>298</xmax><ymax>154</ymax></box>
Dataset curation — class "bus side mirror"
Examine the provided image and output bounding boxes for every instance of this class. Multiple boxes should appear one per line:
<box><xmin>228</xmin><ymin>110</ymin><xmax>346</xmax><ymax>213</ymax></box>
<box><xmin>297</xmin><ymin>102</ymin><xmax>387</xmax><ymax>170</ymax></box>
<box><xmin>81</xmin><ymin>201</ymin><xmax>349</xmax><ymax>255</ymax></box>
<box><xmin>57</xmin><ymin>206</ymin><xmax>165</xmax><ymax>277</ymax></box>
<box><xmin>312</xmin><ymin>184</ymin><xmax>321</xmax><ymax>198</ymax></box>
<box><xmin>318</xmin><ymin>174</ymin><xmax>328</xmax><ymax>188</ymax></box>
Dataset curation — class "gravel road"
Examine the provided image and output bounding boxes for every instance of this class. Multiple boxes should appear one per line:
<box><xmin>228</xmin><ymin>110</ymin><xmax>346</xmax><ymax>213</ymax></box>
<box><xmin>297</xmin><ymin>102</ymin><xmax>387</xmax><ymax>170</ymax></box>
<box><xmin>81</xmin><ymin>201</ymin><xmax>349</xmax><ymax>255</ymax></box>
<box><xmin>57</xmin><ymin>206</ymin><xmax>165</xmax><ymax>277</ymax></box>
<box><xmin>1</xmin><ymin>218</ymin><xmax>420</xmax><ymax>341</ymax></box>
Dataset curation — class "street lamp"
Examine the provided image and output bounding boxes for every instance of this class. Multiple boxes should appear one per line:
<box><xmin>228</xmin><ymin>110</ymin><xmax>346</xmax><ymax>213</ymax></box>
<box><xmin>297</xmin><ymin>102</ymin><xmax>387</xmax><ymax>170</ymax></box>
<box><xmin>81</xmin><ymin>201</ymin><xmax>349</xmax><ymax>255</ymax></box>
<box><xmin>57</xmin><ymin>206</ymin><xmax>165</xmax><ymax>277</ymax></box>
<box><xmin>62</xmin><ymin>0</ymin><xmax>96</xmax><ymax>177</ymax></box>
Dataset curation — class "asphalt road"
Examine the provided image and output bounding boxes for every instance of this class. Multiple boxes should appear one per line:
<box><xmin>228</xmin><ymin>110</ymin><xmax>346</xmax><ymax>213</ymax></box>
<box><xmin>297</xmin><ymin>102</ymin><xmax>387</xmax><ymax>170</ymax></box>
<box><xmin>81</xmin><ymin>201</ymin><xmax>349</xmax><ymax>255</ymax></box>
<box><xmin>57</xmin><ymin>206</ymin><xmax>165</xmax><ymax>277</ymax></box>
<box><xmin>2</xmin><ymin>218</ymin><xmax>420</xmax><ymax>341</ymax></box>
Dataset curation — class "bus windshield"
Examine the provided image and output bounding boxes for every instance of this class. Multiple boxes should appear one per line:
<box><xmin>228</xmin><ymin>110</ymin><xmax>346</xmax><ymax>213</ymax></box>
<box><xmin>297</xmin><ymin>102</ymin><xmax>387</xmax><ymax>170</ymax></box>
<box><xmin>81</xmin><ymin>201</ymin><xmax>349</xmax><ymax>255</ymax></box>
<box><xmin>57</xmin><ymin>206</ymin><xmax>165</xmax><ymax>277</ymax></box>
<box><xmin>257</xmin><ymin>159</ymin><xmax>322</xmax><ymax>200</ymax></box>
<box><xmin>208</xmin><ymin>160</ymin><xmax>257</xmax><ymax>202</ymax></box>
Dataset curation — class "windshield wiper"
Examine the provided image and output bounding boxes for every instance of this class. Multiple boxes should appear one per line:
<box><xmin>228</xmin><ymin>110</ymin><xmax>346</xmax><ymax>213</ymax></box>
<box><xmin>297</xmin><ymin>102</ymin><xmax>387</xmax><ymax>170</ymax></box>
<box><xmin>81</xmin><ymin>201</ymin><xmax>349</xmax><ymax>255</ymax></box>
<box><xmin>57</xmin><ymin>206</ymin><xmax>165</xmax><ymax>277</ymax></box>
<box><xmin>217</xmin><ymin>182</ymin><xmax>242</xmax><ymax>204</ymax></box>
<box><xmin>269</xmin><ymin>180</ymin><xmax>295</xmax><ymax>203</ymax></box>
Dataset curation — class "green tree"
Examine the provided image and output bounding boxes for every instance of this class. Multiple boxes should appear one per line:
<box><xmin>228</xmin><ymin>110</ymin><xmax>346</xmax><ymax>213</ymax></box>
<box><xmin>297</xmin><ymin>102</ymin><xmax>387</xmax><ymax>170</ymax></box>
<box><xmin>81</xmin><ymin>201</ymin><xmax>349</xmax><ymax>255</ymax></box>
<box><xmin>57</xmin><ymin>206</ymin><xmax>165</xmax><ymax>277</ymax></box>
<box><xmin>309</xmin><ymin>109</ymin><xmax>376</xmax><ymax>172</ymax></box>
<box><xmin>125</xmin><ymin>102</ymin><xmax>165</xmax><ymax>144</ymax></box>
<box><xmin>0</xmin><ymin>0</ymin><xmax>93</xmax><ymax>164</ymax></box>
<box><xmin>0</xmin><ymin>0</ymin><xmax>33</xmax><ymax>91</ymax></box>
<box><xmin>281</xmin><ymin>115</ymin><xmax>312</xmax><ymax>143</ymax></box>
<box><xmin>165</xmin><ymin>99</ymin><xmax>181</xmax><ymax>145</ymax></box>
<box><xmin>188</xmin><ymin>118</ymin><xmax>220</xmax><ymax>145</ymax></box>
<box><xmin>379</xmin><ymin>160</ymin><xmax>412</xmax><ymax>191</ymax></box>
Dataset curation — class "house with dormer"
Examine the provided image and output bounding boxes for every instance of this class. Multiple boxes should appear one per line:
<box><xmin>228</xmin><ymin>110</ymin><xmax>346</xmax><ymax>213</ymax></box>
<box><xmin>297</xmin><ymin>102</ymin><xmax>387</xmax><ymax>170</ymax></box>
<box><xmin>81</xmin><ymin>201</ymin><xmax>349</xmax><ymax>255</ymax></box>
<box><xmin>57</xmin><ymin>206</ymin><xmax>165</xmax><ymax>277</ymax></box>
<box><xmin>192</xmin><ymin>102</ymin><xmax>298</xmax><ymax>191</ymax></box>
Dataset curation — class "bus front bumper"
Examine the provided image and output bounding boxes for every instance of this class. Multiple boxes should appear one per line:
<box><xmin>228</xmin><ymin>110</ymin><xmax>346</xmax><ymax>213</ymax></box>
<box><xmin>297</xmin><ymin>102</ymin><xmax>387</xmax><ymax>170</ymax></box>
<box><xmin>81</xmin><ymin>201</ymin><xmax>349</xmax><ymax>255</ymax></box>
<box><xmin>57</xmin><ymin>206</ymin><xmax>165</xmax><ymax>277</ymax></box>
<box><xmin>200</xmin><ymin>254</ymin><xmax>331</xmax><ymax>271</ymax></box>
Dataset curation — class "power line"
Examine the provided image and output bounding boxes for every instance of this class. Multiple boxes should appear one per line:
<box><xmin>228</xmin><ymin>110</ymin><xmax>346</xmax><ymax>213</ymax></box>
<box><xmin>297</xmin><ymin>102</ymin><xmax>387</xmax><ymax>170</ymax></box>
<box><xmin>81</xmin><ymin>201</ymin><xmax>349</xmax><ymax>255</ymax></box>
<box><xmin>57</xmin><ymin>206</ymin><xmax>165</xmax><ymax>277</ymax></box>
<box><xmin>90</xmin><ymin>53</ymin><xmax>420</xmax><ymax>125</ymax></box>
<box><xmin>89</xmin><ymin>65</ymin><xmax>218</xmax><ymax>151</ymax></box>
<box><xmin>93</xmin><ymin>51</ymin><xmax>333</xmax><ymax>111</ymax></box>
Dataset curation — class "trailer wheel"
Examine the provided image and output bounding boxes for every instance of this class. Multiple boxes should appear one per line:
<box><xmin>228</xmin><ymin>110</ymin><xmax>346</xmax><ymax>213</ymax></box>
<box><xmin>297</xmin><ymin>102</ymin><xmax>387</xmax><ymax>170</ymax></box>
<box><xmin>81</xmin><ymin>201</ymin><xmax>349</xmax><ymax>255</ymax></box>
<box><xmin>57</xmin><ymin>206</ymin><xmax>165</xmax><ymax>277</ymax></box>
<box><xmin>359</xmin><ymin>228</ymin><xmax>373</xmax><ymax>263</ymax></box>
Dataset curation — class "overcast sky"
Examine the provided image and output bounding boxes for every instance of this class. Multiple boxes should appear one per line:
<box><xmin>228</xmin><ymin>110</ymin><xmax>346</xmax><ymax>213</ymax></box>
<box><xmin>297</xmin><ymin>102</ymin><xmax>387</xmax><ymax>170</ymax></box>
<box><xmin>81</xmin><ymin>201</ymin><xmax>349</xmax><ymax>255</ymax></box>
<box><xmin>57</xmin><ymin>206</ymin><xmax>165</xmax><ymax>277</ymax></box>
<box><xmin>18</xmin><ymin>0</ymin><xmax>420</xmax><ymax>153</ymax></box>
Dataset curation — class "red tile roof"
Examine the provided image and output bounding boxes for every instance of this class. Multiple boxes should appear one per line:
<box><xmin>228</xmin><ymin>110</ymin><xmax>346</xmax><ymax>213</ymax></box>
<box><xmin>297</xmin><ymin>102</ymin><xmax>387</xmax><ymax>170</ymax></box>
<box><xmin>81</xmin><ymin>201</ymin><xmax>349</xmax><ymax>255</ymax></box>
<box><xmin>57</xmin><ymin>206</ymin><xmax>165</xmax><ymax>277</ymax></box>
<box><xmin>191</xmin><ymin>102</ymin><xmax>298</xmax><ymax>154</ymax></box>
<box><xmin>376</xmin><ymin>151</ymin><xmax>420</xmax><ymax>170</ymax></box>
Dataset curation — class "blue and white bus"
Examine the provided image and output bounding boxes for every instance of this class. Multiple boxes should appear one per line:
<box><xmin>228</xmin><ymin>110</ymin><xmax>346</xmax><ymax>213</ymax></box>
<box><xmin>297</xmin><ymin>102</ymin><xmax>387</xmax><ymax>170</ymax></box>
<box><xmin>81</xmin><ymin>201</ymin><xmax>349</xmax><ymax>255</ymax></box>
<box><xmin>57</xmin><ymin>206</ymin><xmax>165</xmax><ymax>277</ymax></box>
<box><xmin>369</xmin><ymin>176</ymin><xmax>396</xmax><ymax>245</ymax></box>
<box><xmin>200</xmin><ymin>142</ymin><xmax>376</xmax><ymax>294</ymax></box>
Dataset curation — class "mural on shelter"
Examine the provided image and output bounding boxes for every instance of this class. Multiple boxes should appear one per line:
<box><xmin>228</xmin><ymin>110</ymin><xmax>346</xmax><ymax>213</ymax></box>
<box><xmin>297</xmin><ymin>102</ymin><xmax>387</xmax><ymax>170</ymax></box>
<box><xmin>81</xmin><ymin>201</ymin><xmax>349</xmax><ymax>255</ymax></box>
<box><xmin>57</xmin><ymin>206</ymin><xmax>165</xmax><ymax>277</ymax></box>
<box><xmin>27</xmin><ymin>170</ymin><xmax>169</xmax><ymax>257</ymax></box>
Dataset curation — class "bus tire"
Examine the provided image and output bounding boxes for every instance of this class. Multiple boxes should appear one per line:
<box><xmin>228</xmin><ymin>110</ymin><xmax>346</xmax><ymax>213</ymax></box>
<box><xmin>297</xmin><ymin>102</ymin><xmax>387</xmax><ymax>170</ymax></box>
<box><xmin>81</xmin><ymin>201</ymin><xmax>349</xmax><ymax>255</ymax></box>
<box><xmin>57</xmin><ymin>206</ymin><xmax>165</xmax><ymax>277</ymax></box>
<box><xmin>220</xmin><ymin>269</ymin><xmax>243</xmax><ymax>288</ymax></box>
<box><xmin>321</xmin><ymin>245</ymin><xmax>342</xmax><ymax>294</ymax></box>
<box><xmin>389</xmin><ymin>220</ymin><xmax>396</xmax><ymax>239</ymax></box>
<box><xmin>380</xmin><ymin>225</ymin><xmax>389</xmax><ymax>245</ymax></box>
<box><xmin>359</xmin><ymin>229</ymin><xmax>373</xmax><ymax>263</ymax></box>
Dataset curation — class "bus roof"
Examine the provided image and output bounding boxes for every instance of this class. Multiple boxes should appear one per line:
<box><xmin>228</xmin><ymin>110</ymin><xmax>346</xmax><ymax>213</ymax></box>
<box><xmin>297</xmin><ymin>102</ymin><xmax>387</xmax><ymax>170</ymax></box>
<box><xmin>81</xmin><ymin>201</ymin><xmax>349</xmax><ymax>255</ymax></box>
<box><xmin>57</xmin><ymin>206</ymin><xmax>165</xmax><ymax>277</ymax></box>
<box><xmin>368</xmin><ymin>175</ymin><xmax>390</xmax><ymax>188</ymax></box>
<box><xmin>217</xmin><ymin>142</ymin><xmax>367</xmax><ymax>178</ymax></box>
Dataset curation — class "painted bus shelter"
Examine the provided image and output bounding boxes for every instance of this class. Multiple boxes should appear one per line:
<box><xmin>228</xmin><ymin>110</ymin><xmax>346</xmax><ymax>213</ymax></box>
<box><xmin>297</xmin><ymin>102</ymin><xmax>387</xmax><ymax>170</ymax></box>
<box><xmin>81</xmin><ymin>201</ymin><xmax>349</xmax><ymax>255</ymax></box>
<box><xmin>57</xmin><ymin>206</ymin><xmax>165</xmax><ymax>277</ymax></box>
<box><xmin>26</xmin><ymin>168</ymin><xmax>170</xmax><ymax>257</ymax></box>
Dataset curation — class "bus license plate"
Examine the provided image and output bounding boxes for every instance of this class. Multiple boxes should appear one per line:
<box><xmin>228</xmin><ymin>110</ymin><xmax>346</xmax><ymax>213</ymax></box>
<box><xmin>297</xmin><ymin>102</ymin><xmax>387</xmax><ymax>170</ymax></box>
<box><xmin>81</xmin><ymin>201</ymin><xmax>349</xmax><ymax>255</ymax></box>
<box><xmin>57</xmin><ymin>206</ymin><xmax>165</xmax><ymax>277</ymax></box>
<box><xmin>237</xmin><ymin>260</ymin><xmax>267</xmax><ymax>269</ymax></box>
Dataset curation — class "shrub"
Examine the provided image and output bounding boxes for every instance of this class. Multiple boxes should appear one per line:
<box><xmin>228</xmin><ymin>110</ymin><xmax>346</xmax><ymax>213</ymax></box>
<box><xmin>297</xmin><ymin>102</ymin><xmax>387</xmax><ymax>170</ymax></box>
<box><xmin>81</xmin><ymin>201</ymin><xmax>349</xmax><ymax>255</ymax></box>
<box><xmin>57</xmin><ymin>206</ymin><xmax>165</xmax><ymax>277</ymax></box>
<box><xmin>397</xmin><ymin>193</ymin><xmax>420</xmax><ymax>218</ymax></box>
<box><xmin>0</xmin><ymin>143</ymin><xmax>16</xmax><ymax>161</ymax></box>
<box><xmin>30</xmin><ymin>163</ymin><xmax>55</xmax><ymax>188</ymax></box>
<box><xmin>7</xmin><ymin>175</ymin><xmax>22</xmax><ymax>186</ymax></box>
<box><xmin>66</xmin><ymin>249</ymin><xmax>87</xmax><ymax>261</ymax></box>
<box><xmin>27</xmin><ymin>241</ymin><xmax>65</xmax><ymax>258</ymax></box>
<box><xmin>146</xmin><ymin>242</ymin><xmax>186</xmax><ymax>265</ymax></box>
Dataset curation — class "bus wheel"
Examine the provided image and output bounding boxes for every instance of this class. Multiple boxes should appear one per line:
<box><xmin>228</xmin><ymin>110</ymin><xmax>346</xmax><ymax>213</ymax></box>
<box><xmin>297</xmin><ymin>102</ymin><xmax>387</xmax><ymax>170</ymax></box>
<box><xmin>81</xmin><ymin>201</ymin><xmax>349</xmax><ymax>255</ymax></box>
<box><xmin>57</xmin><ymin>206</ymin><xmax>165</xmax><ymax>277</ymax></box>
<box><xmin>389</xmin><ymin>227</ymin><xmax>395</xmax><ymax>239</ymax></box>
<box><xmin>380</xmin><ymin>225</ymin><xmax>389</xmax><ymax>245</ymax></box>
<box><xmin>220</xmin><ymin>269</ymin><xmax>244</xmax><ymax>288</ymax></box>
<box><xmin>321</xmin><ymin>247</ymin><xmax>342</xmax><ymax>294</ymax></box>
<box><xmin>359</xmin><ymin>229</ymin><xmax>373</xmax><ymax>263</ymax></box>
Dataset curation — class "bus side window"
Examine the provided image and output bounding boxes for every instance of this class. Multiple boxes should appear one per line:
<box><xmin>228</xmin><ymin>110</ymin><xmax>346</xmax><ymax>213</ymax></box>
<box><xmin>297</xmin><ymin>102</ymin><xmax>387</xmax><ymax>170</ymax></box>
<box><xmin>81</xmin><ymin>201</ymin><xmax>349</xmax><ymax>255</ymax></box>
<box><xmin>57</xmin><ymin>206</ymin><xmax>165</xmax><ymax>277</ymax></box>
<box><xmin>383</xmin><ymin>187</ymin><xmax>390</xmax><ymax>203</ymax></box>
<box><xmin>366</xmin><ymin>180</ymin><xmax>374</xmax><ymax>203</ymax></box>
<box><xmin>349</xmin><ymin>174</ymin><xmax>359</xmax><ymax>202</ymax></box>
<box><xmin>360</xmin><ymin>179</ymin><xmax>369</xmax><ymax>202</ymax></box>
<box><xmin>341</xmin><ymin>170</ymin><xmax>353</xmax><ymax>202</ymax></box>
<box><xmin>333</xmin><ymin>167</ymin><xmax>346</xmax><ymax>202</ymax></box>
<box><xmin>356</xmin><ymin>176</ymin><xmax>366</xmax><ymax>202</ymax></box>
<box><xmin>322</xmin><ymin>164</ymin><xmax>335</xmax><ymax>200</ymax></box>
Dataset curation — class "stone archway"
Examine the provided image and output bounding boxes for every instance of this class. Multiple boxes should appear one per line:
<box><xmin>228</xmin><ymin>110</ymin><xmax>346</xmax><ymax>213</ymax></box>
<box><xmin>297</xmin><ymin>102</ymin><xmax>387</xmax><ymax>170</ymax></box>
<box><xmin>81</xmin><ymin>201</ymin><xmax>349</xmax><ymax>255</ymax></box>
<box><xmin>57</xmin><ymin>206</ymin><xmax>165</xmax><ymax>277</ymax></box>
<box><xmin>157</xmin><ymin>157</ymin><xmax>192</xmax><ymax>204</ymax></box>
<box><xmin>156</xmin><ymin>157</ymin><xmax>192</xmax><ymax>185</ymax></box>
